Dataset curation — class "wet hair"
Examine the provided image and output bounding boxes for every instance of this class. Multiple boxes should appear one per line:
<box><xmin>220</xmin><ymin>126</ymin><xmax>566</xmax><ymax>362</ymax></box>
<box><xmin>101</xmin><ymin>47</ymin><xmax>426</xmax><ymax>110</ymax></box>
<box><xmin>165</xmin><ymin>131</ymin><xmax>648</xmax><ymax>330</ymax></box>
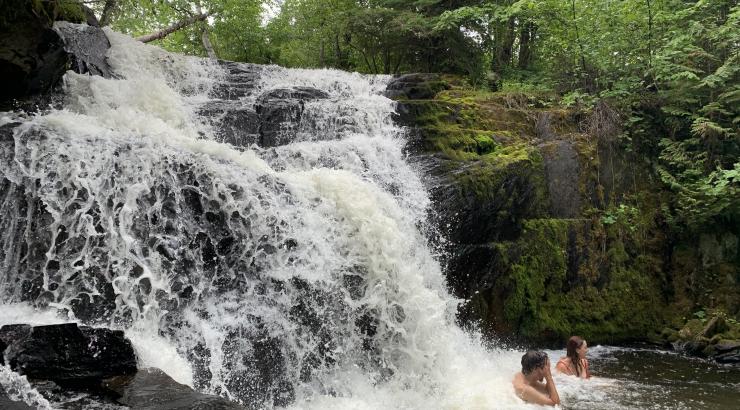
<box><xmin>566</xmin><ymin>336</ymin><xmax>586</xmax><ymax>377</ymax></box>
<box><xmin>521</xmin><ymin>351</ymin><xmax>548</xmax><ymax>375</ymax></box>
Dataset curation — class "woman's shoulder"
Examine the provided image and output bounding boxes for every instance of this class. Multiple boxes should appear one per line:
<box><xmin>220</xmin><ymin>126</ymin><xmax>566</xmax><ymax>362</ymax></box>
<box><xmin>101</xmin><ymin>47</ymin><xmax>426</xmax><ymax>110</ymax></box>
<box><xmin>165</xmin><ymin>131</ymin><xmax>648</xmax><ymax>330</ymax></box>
<box><xmin>555</xmin><ymin>357</ymin><xmax>571</xmax><ymax>372</ymax></box>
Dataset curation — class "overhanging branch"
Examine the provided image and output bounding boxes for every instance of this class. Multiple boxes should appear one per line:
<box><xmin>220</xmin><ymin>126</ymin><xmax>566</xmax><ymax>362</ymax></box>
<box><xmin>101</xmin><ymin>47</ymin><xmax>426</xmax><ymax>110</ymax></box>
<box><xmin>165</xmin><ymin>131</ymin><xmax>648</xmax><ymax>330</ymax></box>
<box><xmin>136</xmin><ymin>12</ymin><xmax>210</xmax><ymax>43</ymax></box>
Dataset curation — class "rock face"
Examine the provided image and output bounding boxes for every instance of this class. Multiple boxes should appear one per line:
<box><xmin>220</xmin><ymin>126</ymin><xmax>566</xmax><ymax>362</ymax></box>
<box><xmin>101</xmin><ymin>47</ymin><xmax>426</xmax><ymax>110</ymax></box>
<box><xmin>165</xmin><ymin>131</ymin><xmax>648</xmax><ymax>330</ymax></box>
<box><xmin>0</xmin><ymin>323</ymin><xmax>249</xmax><ymax>408</ymax></box>
<box><xmin>0</xmin><ymin>323</ymin><xmax>137</xmax><ymax>383</ymax></box>
<box><xmin>255</xmin><ymin>87</ymin><xmax>330</xmax><ymax>147</ymax></box>
<box><xmin>0</xmin><ymin>1</ymin><xmax>95</xmax><ymax>110</ymax></box>
<box><xmin>104</xmin><ymin>368</ymin><xmax>245</xmax><ymax>410</ymax></box>
<box><xmin>53</xmin><ymin>21</ymin><xmax>112</xmax><ymax>78</ymax></box>
<box><xmin>384</xmin><ymin>73</ymin><xmax>450</xmax><ymax>100</ymax></box>
<box><xmin>390</xmin><ymin>74</ymin><xmax>739</xmax><ymax>346</ymax></box>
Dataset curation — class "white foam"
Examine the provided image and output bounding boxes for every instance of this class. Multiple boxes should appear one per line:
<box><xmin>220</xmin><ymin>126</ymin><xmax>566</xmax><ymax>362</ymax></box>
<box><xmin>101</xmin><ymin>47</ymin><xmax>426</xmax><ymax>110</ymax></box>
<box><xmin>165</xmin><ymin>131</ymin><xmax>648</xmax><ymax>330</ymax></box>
<box><xmin>0</xmin><ymin>365</ymin><xmax>54</xmax><ymax>410</ymax></box>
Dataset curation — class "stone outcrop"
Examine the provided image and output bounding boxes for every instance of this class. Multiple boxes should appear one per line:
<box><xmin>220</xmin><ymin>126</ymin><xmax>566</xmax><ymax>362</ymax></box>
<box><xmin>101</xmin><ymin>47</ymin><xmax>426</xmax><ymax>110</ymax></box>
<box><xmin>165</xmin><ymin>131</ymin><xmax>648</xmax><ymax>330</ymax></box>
<box><xmin>255</xmin><ymin>87</ymin><xmax>330</xmax><ymax>147</ymax></box>
<box><xmin>104</xmin><ymin>368</ymin><xmax>245</xmax><ymax>409</ymax></box>
<box><xmin>389</xmin><ymin>74</ymin><xmax>739</xmax><ymax>348</ymax></box>
<box><xmin>0</xmin><ymin>323</ymin><xmax>137</xmax><ymax>383</ymax></box>
<box><xmin>0</xmin><ymin>1</ymin><xmax>103</xmax><ymax>110</ymax></box>
<box><xmin>384</xmin><ymin>73</ymin><xmax>450</xmax><ymax>100</ymax></box>
<box><xmin>659</xmin><ymin>313</ymin><xmax>740</xmax><ymax>364</ymax></box>
<box><xmin>0</xmin><ymin>323</ymin><xmax>250</xmax><ymax>408</ymax></box>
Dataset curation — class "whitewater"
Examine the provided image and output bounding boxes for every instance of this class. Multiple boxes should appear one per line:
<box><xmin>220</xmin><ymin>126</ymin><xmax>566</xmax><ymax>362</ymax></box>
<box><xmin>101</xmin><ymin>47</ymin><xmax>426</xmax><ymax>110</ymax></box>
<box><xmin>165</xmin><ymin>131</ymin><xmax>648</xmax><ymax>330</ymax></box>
<box><xmin>0</xmin><ymin>27</ymin><xmax>591</xmax><ymax>409</ymax></box>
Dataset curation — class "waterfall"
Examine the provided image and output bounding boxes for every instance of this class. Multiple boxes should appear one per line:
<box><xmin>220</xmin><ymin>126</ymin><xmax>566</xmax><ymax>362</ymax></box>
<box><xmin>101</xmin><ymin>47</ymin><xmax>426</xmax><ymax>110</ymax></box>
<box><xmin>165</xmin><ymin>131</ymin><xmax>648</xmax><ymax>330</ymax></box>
<box><xmin>0</xmin><ymin>27</ymin><xmax>526</xmax><ymax>409</ymax></box>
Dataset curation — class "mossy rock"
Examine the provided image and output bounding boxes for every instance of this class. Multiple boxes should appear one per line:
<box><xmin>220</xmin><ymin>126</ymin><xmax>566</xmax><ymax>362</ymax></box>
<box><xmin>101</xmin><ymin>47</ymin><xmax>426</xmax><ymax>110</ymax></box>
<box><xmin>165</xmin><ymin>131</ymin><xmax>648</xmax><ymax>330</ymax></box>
<box><xmin>469</xmin><ymin>218</ymin><xmax>670</xmax><ymax>344</ymax></box>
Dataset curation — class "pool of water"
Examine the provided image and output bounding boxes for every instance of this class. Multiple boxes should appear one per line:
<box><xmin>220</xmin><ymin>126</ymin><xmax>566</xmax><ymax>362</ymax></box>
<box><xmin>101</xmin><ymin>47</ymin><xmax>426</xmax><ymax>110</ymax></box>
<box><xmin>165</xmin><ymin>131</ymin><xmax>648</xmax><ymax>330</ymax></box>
<box><xmin>545</xmin><ymin>345</ymin><xmax>740</xmax><ymax>409</ymax></box>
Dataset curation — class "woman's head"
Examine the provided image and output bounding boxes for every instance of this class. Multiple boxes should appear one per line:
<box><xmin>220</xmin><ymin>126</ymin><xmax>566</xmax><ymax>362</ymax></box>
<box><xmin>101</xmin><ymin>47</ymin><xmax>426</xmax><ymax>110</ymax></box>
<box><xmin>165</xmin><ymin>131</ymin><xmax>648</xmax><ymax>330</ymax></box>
<box><xmin>566</xmin><ymin>336</ymin><xmax>587</xmax><ymax>375</ymax></box>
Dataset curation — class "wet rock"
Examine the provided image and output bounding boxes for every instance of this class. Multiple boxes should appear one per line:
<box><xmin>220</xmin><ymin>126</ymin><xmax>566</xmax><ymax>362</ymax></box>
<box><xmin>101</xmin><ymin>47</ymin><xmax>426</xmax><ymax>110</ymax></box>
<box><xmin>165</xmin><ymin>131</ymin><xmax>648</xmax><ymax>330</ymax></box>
<box><xmin>540</xmin><ymin>140</ymin><xmax>581</xmax><ymax>218</ymax></box>
<box><xmin>104</xmin><ymin>368</ymin><xmax>245</xmax><ymax>409</ymax></box>
<box><xmin>211</xmin><ymin>61</ymin><xmax>261</xmax><ymax>100</ymax></box>
<box><xmin>53</xmin><ymin>22</ymin><xmax>111</xmax><ymax>78</ymax></box>
<box><xmin>0</xmin><ymin>323</ymin><xmax>136</xmax><ymax>383</ymax></box>
<box><xmin>384</xmin><ymin>73</ymin><xmax>449</xmax><ymax>100</ymax></box>
<box><xmin>0</xmin><ymin>4</ymin><xmax>67</xmax><ymax>108</ymax></box>
<box><xmin>198</xmin><ymin>102</ymin><xmax>260</xmax><ymax>147</ymax></box>
<box><xmin>255</xmin><ymin>87</ymin><xmax>330</xmax><ymax>147</ymax></box>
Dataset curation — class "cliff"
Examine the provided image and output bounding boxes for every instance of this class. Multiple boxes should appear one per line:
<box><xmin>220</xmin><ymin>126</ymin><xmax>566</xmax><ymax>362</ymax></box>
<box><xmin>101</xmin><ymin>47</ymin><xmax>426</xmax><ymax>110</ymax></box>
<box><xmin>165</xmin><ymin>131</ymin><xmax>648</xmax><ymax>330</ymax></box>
<box><xmin>389</xmin><ymin>74</ymin><xmax>739</xmax><ymax>356</ymax></box>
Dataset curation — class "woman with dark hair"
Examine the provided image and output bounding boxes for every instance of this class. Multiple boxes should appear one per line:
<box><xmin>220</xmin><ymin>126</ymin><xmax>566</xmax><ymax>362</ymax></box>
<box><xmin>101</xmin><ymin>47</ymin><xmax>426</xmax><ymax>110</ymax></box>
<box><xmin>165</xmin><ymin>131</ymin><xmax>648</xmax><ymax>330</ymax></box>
<box><xmin>556</xmin><ymin>336</ymin><xmax>591</xmax><ymax>378</ymax></box>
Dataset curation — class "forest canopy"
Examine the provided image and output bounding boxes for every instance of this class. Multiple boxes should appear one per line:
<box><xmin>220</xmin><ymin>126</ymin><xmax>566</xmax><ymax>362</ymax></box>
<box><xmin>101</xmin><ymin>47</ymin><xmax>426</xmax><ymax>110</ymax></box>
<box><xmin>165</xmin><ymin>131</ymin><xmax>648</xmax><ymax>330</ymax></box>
<box><xmin>88</xmin><ymin>0</ymin><xmax>738</xmax><ymax>232</ymax></box>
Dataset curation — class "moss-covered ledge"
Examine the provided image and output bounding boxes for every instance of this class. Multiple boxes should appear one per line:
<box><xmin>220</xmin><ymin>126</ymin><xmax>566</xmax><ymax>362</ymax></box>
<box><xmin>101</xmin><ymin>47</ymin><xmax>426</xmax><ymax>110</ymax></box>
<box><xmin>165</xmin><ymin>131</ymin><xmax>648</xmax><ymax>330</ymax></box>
<box><xmin>389</xmin><ymin>74</ymin><xmax>738</xmax><ymax>352</ymax></box>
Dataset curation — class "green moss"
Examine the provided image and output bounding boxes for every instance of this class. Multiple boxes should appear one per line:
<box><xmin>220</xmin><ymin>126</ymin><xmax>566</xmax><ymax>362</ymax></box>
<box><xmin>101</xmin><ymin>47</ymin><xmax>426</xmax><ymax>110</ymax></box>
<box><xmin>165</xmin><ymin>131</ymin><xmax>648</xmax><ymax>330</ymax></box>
<box><xmin>492</xmin><ymin>218</ymin><xmax>668</xmax><ymax>344</ymax></box>
<box><xmin>55</xmin><ymin>0</ymin><xmax>86</xmax><ymax>23</ymax></box>
<box><xmin>400</xmin><ymin>77</ymin><xmax>735</xmax><ymax>345</ymax></box>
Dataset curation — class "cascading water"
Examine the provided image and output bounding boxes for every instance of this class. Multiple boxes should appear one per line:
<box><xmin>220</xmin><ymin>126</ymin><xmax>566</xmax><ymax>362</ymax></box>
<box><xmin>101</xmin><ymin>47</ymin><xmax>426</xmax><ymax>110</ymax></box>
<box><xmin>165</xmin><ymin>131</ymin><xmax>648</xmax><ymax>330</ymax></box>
<box><xmin>0</xmin><ymin>27</ymin><xmax>530</xmax><ymax>409</ymax></box>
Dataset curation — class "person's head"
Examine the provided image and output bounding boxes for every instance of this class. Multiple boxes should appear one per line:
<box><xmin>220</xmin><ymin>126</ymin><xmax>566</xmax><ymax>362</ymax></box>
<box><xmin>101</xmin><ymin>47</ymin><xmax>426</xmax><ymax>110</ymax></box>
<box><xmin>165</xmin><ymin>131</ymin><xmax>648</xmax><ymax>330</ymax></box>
<box><xmin>566</xmin><ymin>336</ymin><xmax>587</xmax><ymax>375</ymax></box>
<box><xmin>521</xmin><ymin>350</ymin><xmax>549</xmax><ymax>380</ymax></box>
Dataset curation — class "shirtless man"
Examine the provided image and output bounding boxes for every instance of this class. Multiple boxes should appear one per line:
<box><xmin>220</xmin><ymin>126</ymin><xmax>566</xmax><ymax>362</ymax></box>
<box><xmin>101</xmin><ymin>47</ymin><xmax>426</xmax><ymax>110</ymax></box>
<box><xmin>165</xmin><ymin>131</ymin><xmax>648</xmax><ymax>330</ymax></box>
<box><xmin>512</xmin><ymin>351</ymin><xmax>561</xmax><ymax>406</ymax></box>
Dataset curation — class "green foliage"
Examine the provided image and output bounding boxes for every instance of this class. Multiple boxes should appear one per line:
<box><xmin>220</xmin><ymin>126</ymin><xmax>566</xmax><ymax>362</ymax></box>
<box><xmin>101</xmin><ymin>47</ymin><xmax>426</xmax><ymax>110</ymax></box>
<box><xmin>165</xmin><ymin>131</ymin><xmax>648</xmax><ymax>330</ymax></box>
<box><xmin>648</xmin><ymin>1</ymin><xmax>740</xmax><ymax>230</ymax></box>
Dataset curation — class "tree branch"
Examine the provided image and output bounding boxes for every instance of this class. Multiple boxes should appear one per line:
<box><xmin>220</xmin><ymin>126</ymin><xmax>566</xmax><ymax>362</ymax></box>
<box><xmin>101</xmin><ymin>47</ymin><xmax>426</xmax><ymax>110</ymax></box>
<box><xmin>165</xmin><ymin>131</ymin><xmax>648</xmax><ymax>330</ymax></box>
<box><xmin>136</xmin><ymin>12</ymin><xmax>210</xmax><ymax>43</ymax></box>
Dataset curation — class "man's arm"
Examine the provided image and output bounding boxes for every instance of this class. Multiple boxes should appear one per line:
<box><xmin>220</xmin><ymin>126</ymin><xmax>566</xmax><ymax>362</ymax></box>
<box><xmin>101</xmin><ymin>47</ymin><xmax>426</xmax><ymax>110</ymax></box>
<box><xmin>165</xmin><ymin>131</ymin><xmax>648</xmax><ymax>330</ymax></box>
<box><xmin>543</xmin><ymin>362</ymin><xmax>561</xmax><ymax>405</ymax></box>
<box><xmin>517</xmin><ymin>384</ymin><xmax>559</xmax><ymax>406</ymax></box>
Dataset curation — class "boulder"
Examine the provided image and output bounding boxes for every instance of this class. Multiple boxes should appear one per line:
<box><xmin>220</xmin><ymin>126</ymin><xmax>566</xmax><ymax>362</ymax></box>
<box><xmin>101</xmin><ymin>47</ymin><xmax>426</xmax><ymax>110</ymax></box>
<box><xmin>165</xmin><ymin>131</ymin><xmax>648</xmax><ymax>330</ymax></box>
<box><xmin>384</xmin><ymin>73</ymin><xmax>449</xmax><ymax>100</ymax></box>
<box><xmin>198</xmin><ymin>102</ymin><xmax>260</xmax><ymax>148</ymax></box>
<box><xmin>53</xmin><ymin>21</ymin><xmax>112</xmax><ymax>78</ymax></box>
<box><xmin>0</xmin><ymin>323</ymin><xmax>137</xmax><ymax>384</ymax></box>
<box><xmin>255</xmin><ymin>87</ymin><xmax>330</xmax><ymax>147</ymax></box>
<box><xmin>0</xmin><ymin>5</ymin><xmax>67</xmax><ymax>107</ymax></box>
<box><xmin>104</xmin><ymin>368</ymin><xmax>245</xmax><ymax>410</ymax></box>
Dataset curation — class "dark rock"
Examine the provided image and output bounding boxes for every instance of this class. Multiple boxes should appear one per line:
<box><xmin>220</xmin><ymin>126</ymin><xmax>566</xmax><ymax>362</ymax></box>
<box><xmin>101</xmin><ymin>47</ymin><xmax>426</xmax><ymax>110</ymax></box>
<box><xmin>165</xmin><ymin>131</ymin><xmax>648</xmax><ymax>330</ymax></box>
<box><xmin>103</xmin><ymin>368</ymin><xmax>245</xmax><ymax>410</ymax></box>
<box><xmin>0</xmin><ymin>323</ymin><xmax>137</xmax><ymax>383</ymax></box>
<box><xmin>715</xmin><ymin>350</ymin><xmax>740</xmax><ymax>364</ymax></box>
<box><xmin>211</xmin><ymin>61</ymin><xmax>261</xmax><ymax>100</ymax></box>
<box><xmin>255</xmin><ymin>87</ymin><xmax>330</xmax><ymax>147</ymax></box>
<box><xmin>53</xmin><ymin>22</ymin><xmax>111</xmax><ymax>77</ymax></box>
<box><xmin>198</xmin><ymin>102</ymin><xmax>260</xmax><ymax>147</ymax></box>
<box><xmin>540</xmin><ymin>140</ymin><xmax>581</xmax><ymax>218</ymax></box>
<box><xmin>715</xmin><ymin>340</ymin><xmax>740</xmax><ymax>353</ymax></box>
<box><xmin>0</xmin><ymin>4</ymin><xmax>68</xmax><ymax>107</ymax></box>
<box><xmin>430</xmin><ymin>157</ymin><xmax>547</xmax><ymax>244</ymax></box>
<box><xmin>384</xmin><ymin>73</ymin><xmax>449</xmax><ymax>100</ymax></box>
<box><xmin>0</xmin><ymin>4</ymin><xmax>110</xmax><ymax>111</ymax></box>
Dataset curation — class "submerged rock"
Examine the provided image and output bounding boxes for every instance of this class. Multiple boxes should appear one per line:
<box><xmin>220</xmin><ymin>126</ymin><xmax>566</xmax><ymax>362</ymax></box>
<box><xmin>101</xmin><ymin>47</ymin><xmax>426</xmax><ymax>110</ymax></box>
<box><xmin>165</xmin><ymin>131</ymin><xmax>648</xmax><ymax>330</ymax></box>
<box><xmin>0</xmin><ymin>323</ymin><xmax>136</xmax><ymax>383</ymax></box>
<box><xmin>104</xmin><ymin>368</ymin><xmax>245</xmax><ymax>409</ymax></box>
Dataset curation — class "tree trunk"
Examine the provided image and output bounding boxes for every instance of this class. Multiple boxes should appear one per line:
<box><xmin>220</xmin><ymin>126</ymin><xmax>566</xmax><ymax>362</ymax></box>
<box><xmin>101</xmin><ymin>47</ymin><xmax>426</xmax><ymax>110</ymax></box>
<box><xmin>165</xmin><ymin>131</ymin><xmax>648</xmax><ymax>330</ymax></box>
<box><xmin>570</xmin><ymin>0</ymin><xmax>587</xmax><ymax>73</ymax></box>
<box><xmin>201</xmin><ymin>29</ymin><xmax>216</xmax><ymax>59</ymax></box>
<box><xmin>136</xmin><ymin>12</ymin><xmax>210</xmax><ymax>43</ymax></box>
<box><xmin>492</xmin><ymin>17</ymin><xmax>516</xmax><ymax>73</ymax></box>
<box><xmin>334</xmin><ymin>33</ymin><xmax>343</xmax><ymax>68</ymax></box>
<box><xmin>320</xmin><ymin>40</ymin><xmax>325</xmax><ymax>67</ymax></box>
<box><xmin>99</xmin><ymin>0</ymin><xmax>117</xmax><ymax>27</ymax></box>
<box><xmin>518</xmin><ymin>21</ymin><xmax>536</xmax><ymax>69</ymax></box>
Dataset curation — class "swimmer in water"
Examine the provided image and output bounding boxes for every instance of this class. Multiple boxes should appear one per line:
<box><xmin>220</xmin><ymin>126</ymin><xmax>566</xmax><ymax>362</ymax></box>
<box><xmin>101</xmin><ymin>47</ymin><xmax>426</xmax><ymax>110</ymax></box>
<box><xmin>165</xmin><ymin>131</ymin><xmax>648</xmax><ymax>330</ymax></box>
<box><xmin>556</xmin><ymin>336</ymin><xmax>591</xmax><ymax>378</ymax></box>
<box><xmin>512</xmin><ymin>350</ymin><xmax>561</xmax><ymax>406</ymax></box>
